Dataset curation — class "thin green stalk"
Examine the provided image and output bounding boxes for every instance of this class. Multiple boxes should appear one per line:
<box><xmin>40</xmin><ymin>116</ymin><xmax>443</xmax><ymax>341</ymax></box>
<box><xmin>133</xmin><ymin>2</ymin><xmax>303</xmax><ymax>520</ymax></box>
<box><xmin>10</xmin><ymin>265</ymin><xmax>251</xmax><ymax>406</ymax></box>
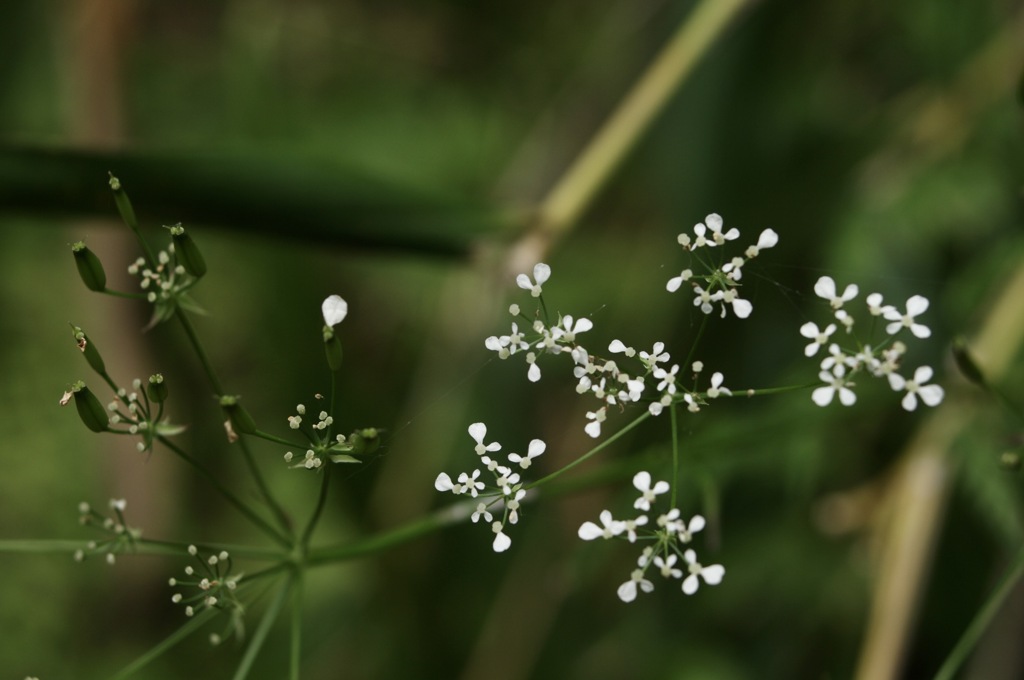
<box><xmin>102</xmin><ymin>289</ymin><xmax>149</xmax><ymax>300</ymax></box>
<box><xmin>670</xmin><ymin>403</ymin><xmax>680</xmax><ymax>508</ymax></box>
<box><xmin>159</xmin><ymin>437</ymin><xmax>291</xmax><ymax>547</ymax></box>
<box><xmin>307</xmin><ymin>508</ymin><xmax>463</xmax><ymax>566</ymax></box>
<box><xmin>252</xmin><ymin>429</ymin><xmax>305</xmax><ymax>448</ymax></box>
<box><xmin>290</xmin><ymin>572</ymin><xmax>304</xmax><ymax>680</ymax></box>
<box><xmin>139</xmin><ymin>538</ymin><xmax>286</xmax><ymax>561</ymax></box>
<box><xmin>232</xmin><ymin>576</ymin><xmax>291</xmax><ymax>680</ymax></box>
<box><xmin>682</xmin><ymin>315</ymin><xmax>709</xmax><ymax>375</ymax></box>
<box><xmin>112</xmin><ymin>607</ymin><xmax>216</xmax><ymax>680</ymax></box>
<box><xmin>934</xmin><ymin>542</ymin><xmax>1024</xmax><ymax>680</ymax></box>
<box><xmin>300</xmin><ymin>466</ymin><xmax>332</xmax><ymax>552</ymax></box>
<box><xmin>175</xmin><ymin>308</ymin><xmax>225</xmax><ymax>395</ymax></box>
<box><xmin>237</xmin><ymin>435</ymin><xmax>294</xmax><ymax>539</ymax></box>
<box><xmin>530</xmin><ymin>410</ymin><xmax>652</xmax><ymax>488</ymax></box>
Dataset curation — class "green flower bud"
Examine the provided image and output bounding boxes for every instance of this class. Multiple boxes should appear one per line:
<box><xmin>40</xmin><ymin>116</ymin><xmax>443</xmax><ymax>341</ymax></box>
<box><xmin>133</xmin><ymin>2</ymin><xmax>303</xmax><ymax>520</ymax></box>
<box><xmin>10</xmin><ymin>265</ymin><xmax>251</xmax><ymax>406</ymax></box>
<box><xmin>169</xmin><ymin>224</ymin><xmax>207</xmax><ymax>278</ymax></box>
<box><xmin>69</xmin><ymin>324</ymin><xmax>106</xmax><ymax>375</ymax></box>
<box><xmin>71</xmin><ymin>242</ymin><xmax>107</xmax><ymax>292</ymax></box>
<box><xmin>108</xmin><ymin>173</ymin><xmax>139</xmax><ymax>231</ymax></box>
<box><xmin>951</xmin><ymin>337</ymin><xmax>987</xmax><ymax>388</ymax></box>
<box><xmin>323</xmin><ymin>325</ymin><xmax>344</xmax><ymax>372</ymax></box>
<box><xmin>147</xmin><ymin>373</ymin><xmax>168</xmax><ymax>403</ymax></box>
<box><xmin>219</xmin><ymin>395</ymin><xmax>256</xmax><ymax>435</ymax></box>
<box><xmin>348</xmin><ymin>428</ymin><xmax>380</xmax><ymax>456</ymax></box>
<box><xmin>70</xmin><ymin>381</ymin><xmax>109</xmax><ymax>433</ymax></box>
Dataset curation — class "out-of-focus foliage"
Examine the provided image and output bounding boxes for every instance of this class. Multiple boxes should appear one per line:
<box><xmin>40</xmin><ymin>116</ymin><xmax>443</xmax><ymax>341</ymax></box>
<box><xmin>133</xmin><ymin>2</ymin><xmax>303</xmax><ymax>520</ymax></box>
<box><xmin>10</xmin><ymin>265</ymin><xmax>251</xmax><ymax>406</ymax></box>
<box><xmin>1</xmin><ymin>0</ymin><xmax>1022</xmax><ymax>679</ymax></box>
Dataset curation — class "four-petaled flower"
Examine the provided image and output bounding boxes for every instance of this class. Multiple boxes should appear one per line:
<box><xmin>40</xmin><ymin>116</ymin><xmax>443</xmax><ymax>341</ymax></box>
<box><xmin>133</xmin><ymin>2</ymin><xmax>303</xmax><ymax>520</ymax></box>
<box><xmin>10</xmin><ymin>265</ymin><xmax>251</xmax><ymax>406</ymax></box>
<box><xmin>682</xmin><ymin>549</ymin><xmax>725</xmax><ymax>595</ymax></box>
<box><xmin>516</xmin><ymin>263</ymin><xmax>551</xmax><ymax>298</ymax></box>
<box><xmin>814</xmin><ymin>276</ymin><xmax>858</xmax><ymax>309</ymax></box>
<box><xmin>632</xmin><ymin>471</ymin><xmax>670</xmax><ymax>511</ymax></box>
<box><xmin>888</xmin><ymin>366</ymin><xmax>944</xmax><ymax>411</ymax></box>
<box><xmin>883</xmin><ymin>295</ymin><xmax>932</xmax><ymax>338</ymax></box>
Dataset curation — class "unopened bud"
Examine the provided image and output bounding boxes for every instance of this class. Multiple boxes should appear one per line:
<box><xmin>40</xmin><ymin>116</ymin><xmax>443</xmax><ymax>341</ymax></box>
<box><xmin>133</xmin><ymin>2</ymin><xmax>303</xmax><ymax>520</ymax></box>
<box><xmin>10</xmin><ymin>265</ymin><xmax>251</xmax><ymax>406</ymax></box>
<box><xmin>952</xmin><ymin>337</ymin><xmax>987</xmax><ymax>388</ymax></box>
<box><xmin>324</xmin><ymin>325</ymin><xmax>343</xmax><ymax>372</ymax></box>
<box><xmin>147</xmin><ymin>373</ymin><xmax>168</xmax><ymax>403</ymax></box>
<box><xmin>108</xmin><ymin>173</ymin><xmax>139</xmax><ymax>232</ymax></box>
<box><xmin>348</xmin><ymin>428</ymin><xmax>380</xmax><ymax>456</ymax></box>
<box><xmin>169</xmin><ymin>224</ymin><xmax>207</xmax><ymax>278</ymax></box>
<box><xmin>219</xmin><ymin>395</ymin><xmax>256</xmax><ymax>435</ymax></box>
<box><xmin>71</xmin><ymin>242</ymin><xmax>107</xmax><ymax>292</ymax></box>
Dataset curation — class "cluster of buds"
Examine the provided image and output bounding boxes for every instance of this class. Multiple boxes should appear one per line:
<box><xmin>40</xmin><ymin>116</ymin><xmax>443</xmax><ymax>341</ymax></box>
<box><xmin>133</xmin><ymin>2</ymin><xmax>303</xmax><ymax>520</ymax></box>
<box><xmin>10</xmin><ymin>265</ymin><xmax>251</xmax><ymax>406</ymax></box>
<box><xmin>281</xmin><ymin>396</ymin><xmax>381</xmax><ymax>470</ymax></box>
<box><xmin>169</xmin><ymin>545</ymin><xmax>245</xmax><ymax>645</ymax></box>
<box><xmin>74</xmin><ymin>498</ymin><xmax>141</xmax><ymax>565</ymax></box>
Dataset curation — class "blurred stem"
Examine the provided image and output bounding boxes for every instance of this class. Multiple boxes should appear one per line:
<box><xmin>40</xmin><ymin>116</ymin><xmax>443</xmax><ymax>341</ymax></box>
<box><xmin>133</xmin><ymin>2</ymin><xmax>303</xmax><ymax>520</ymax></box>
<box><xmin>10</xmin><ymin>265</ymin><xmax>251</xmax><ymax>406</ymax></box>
<box><xmin>159</xmin><ymin>436</ymin><xmax>291</xmax><ymax>548</ymax></box>
<box><xmin>252</xmin><ymin>429</ymin><xmax>304</xmax><ymax>448</ymax></box>
<box><xmin>670</xmin><ymin>403</ymin><xmax>680</xmax><ymax>507</ymax></box>
<box><xmin>934</xmin><ymin>542</ymin><xmax>1024</xmax><ymax>680</ymax></box>
<box><xmin>237</xmin><ymin>435</ymin><xmax>294</xmax><ymax>539</ymax></box>
<box><xmin>532</xmin><ymin>0</ymin><xmax>749</xmax><ymax>240</ymax></box>
<box><xmin>300</xmin><ymin>466</ymin><xmax>332</xmax><ymax>552</ymax></box>
<box><xmin>307</xmin><ymin>507</ymin><xmax>465</xmax><ymax>565</ymax></box>
<box><xmin>175</xmin><ymin>309</ymin><xmax>225</xmax><ymax>395</ymax></box>
<box><xmin>290</xmin><ymin>572</ymin><xmax>303</xmax><ymax>680</ymax></box>
<box><xmin>112</xmin><ymin>607</ymin><xmax>216</xmax><ymax>680</ymax></box>
<box><xmin>232</xmin><ymin>576</ymin><xmax>290</xmax><ymax>680</ymax></box>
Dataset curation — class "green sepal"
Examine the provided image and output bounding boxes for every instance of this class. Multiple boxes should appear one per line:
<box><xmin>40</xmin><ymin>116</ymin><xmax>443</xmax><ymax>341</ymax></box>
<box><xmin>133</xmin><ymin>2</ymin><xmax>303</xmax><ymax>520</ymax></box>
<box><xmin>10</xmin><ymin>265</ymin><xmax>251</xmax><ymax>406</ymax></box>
<box><xmin>147</xmin><ymin>373</ymin><xmax>168</xmax><ymax>403</ymax></box>
<box><xmin>329</xmin><ymin>454</ymin><xmax>360</xmax><ymax>464</ymax></box>
<box><xmin>108</xmin><ymin>173</ymin><xmax>139</xmax><ymax>231</ymax></box>
<box><xmin>323</xmin><ymin>325</ymin><xmax>344</xmax><ymax>371</ymax></box>
<box><xmin>169</xmin><ymin>224</ymin><xmax>207</xmax><ymax>278</ymax></box>
<box><xmin>71</xmin><ymin>381</ymin><xmax>109</xmax><ymax>433</ymax></box>
<box><xmin>69</xmin><ymin>324</ymin><xmax>106</xmax><ymax>375</ymax></box>
<box><xmin>219</xmin><ymin>395</ymin><xmax>257</xmax><ymax>435</ymax></box>
<box><xmin>71</xmin><ymin>242</ymin><xmax>107</xmax><ymax>292</ymax></box>
<box><xmin>952</xmin><ymin>337</ymin><xmax>987</xmax><ymax>388</ymax></box>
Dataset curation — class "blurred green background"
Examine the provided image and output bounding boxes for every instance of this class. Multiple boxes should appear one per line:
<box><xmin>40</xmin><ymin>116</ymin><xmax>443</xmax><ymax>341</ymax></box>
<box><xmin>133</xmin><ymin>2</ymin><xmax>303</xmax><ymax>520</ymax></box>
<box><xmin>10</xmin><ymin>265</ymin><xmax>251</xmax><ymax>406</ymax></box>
<box><xmin>2</xmin><ymin>1</ymin><xmax>1023</xmax><ymax>678</ymax></box>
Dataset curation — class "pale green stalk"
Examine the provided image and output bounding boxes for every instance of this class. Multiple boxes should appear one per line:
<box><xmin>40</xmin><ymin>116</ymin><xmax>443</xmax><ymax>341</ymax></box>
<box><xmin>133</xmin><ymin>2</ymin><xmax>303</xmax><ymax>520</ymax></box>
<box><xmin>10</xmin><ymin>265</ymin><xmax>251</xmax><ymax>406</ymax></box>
<box><xmin>232</xmin><ymin>576</ymin><xmax>291</xmax><ymax>680</ymax></box>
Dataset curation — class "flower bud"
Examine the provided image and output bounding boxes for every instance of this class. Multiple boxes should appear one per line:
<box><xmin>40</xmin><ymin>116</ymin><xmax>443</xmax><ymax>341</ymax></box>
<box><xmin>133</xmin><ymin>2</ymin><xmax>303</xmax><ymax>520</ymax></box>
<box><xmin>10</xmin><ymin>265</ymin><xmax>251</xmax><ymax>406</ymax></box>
<box><xmin>69</xmin><ymin>381</ymin><xmax>109</xmax><ymax>433</ymax></box>
<box><xmin>219</xmin><ymin>395</ymin><xmax>256</xmax><ymax>435</ymax></box>
<box><xmin>69</xmin><ymin>324</ymin><xmax>106</xmax><ymax>375</ymax></box>
<box><xmin>71</xmin><ymin>242</ymin><xmax>107</xmax><ymax>292</ymax></box>
<box><xmin>108</xmin><ymin>173</ymin><xmax>139</xmax><ymax>231</ymax></box>
<box><xmin>169</xmin><ymin>224</ymin><xmax>207</xmax><ymax>278</ymax></box>
<box><xmin>147</xmin><ymin>373</ymin><xmax>168</xmax><ymax>403</ymax></box>
<box><xmin>951</xmin><ymin>337</ymin><xmax>987</xmax><ymax>388</ymax></box>
<box><xmin>323</xmin><ymin>325</ymin><xmax>344</xmax><ymax>371</ymax></box>
<box><xmin>348</xmin><ymin>428</ymin><xmax>380</xmax><ymax>456</ymax></box>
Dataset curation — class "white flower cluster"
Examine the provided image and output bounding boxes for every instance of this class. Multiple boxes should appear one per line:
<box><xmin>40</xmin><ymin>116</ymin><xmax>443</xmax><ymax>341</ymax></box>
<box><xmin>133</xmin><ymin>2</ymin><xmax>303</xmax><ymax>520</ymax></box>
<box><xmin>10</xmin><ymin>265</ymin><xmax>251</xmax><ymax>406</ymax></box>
<box><xmin>104</xmin><ymin>377</ymin><xmax>184</xmax><ymax>453</ymax></box>
<box><xmin>800</xmin><ymin>276</ymin><xmax>944</xmax><ymax>411</ymax></box>
<box><xmin>487</xmin><ymin>239</ymin><xmax>754</xmax><ymax>438</ymax></box>
<box><xmin>73</xmin><ymin>498</ymin><xmax>141</xmax><ymax>565</ymax></box>
<box><xmin>434</xmin><ymin>423</ymin><xmax>546</xmax><ymax>553</ymax></box>
<box><xmin>578</xmin><ymin>471</ymin><xmax>723</xmax><ymax>602</ymax></box>
<box><xmin>127</xmin><ymin>247</ymin><xmax>189</xmax><ymax>304</ymax></box>
<box><xmin>667</xmin><ymin>213</ymin><xmax>779</xmax><ymax>319</ymax></box>
<box><xmin>281</xmin><ymin>397</ymin><xmax>369</xmax><ymax>470</ymax></box>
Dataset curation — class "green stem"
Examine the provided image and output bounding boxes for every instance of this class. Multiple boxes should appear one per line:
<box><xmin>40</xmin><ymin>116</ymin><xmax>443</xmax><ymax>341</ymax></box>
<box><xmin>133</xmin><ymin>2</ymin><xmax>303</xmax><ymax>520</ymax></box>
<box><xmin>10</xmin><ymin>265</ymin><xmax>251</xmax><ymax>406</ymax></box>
<box><xmin>252</xmin><ymin>429</ymin><xmax>306</xmax><ymax>449</ymax></box>
<box><xmin>530</xmin><ymin>410</ymin><xmax>652</xmax><ymax>488</ymax></box>
<box><xmin>175</xmin><ymin>308</ymin><xmax>225</xmax><ymax>395</ymax></box>
<box><xmin>300</xmin><ymin>466</ymin><xmax>332</xmax><ymax>552</ymax></box>
<box><xmin>159</xmin><ymin>437</ymin><xmax>291</xmax><ymax>547</ymax></box>
<box><xmin>112</xmin><ymin>607</ymin><xmax>216</xmax><ymax>679</ymax></box>
<box><xmin>102</xmin><ymin>288</ymin><xmax>149</xmax><ymax>300</ymax></box>
<box><xmin>682</xmin><ymin>314</ymin><xmax>709</xmax><ymax>374</ymax></box>
<box><xmin>139</xmin><ymin>538</ymin><xmax>286</xmax><ymax>561</ymax></box>
<box><xmin>232</xmin><ymin>575</ymin><xmax>291</xmax><ymax>680</ymax></box>
<box><xmin>237</xmin><ymin>435</ymin><xmax>294</xmax><ymax>539</ymax></box>
<box><xmin>307</xmin><ymin>508</ymin><xmax>464</xmax><ymax>566</ymax></box>
<box><xmin>933</xmin><ymin>542</ymin><xmax>1024</xmax><ymax>680</ymax></box>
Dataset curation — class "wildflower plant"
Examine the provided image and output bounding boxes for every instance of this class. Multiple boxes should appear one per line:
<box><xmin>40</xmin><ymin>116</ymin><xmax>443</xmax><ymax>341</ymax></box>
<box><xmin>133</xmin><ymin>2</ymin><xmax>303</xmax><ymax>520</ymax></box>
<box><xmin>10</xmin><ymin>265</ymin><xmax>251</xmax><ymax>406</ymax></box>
<box><xmin>8</xmin><ymin>179</ymin><xmax>950</xmax><ymax>677</ymax></box>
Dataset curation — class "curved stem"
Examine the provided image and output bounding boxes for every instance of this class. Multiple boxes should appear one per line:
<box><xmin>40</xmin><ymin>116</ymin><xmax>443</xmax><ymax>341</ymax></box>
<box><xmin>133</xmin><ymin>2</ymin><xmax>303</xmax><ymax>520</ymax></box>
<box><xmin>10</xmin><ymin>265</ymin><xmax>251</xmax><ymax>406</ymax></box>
<box><xmin>175</xmin><ymin>308</ymin><xmax>224</xmax><ymax>395</ymax></box>
<box><xmin>232</xmin><ymin>575</ymin><xmax>291</xmax><ymax>680</ymax></box>
<box><xmin>530</xmin><ymin>410</ymin><xmax>651</xmax><ymax>488</ymax></box>
<box><xmin>236</xmin><ymin>435</ymin><xmax>293</xmax><ymax>539</ymax></box>
<box><xmin>112</xmin><ymin>607</ymin><xmax>216</xmax><ymax>680</ymax></box>
<box><xmin>670</xmin><ymin>402</ymin><xmax>680</xmax><ymax>508</ymax></box>
<box><xmin>300</xmin><ymin>466</ymin><xmax>332</xmax><ymax>552</ymax></box>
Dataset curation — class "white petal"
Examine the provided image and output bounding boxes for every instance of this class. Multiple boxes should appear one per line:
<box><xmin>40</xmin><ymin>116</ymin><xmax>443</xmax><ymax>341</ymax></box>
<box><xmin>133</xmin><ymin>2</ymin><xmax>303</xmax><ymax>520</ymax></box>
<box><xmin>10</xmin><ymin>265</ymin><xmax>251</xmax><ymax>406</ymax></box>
<box><xmin>906</xmin><ymin>295</ymin><xmax>929</xmax><ymax>316</ymax></box>
<box><xmin>666</xmin><ymin>277</ymin><xmax>683</xmax><ymax>292</ymax></box>
<box><xmin>652</xmin><ymin>480</ymin><xmax>670</xmax><ymax>495</ymax></box>
<box><xmin>901</xmin><ymin>392</ymin><xmax>918</xmax><ymax>411</ymax></box>
<box><xmin>913</xmin><ymin>366</ymin><xmax>934</xmax><ymax>383</ymax></box>
<box><xmin>688</xmin><ymin>515</ymin><xmax>706</xmax><ymax>533</ymax></box>
<box><xmin>814</xmin><ymin>276</ymin><xmax>836</xmax><ymax>300</ymax></box>
<box><xmin>527</xmin><ymin>363</ymin><xmax>541</xmax><ymax>382</ymax></box>
<box><xmin>516</xmin><ymin>274</ymin><xmax>532</xmax><ymax>290</ymax></box>
<box><xmin>468</xmin><ymin>422</ymin><xmax>487</xmax><ymax>444</ymax></box>
<box><xmin>533</xmin><ymin>263</ymin><xmax>551</xmax><ymax>285</ymax></box>
<box><xmin>800</xmin><ymin>322</ymin><xmax>819</xmax><ymax>339</ymax></box>
<box><xmin>492</xmin><ymin>531</ymin><xmax>512</xmax><ymax>553</ymax></box>
<box><xmin>528</xmin><ymin>439</ymin><xmax>546</xmax><ymax>457</ymax></box>
<box><xmin>584</xmin><ymin>420</ymin><xmax>601</xmax><ymax>438</ymax></box>
<box><xmin>578</xmin><ymin>521</ymin><xmax>603</xmax><ymax>540</ymax></box>
<box><xmin>839</xmin><ymin>387</ymin><xmax>857</xmax><ymax>406</ymax></box>
<box><xmin>919</xmin><ymin>384</ymin><xmax>944</xmax><ymax>406</ymax></box>
<box><xmin>888</xmin><ymin>373</ymin><xmax>906</xmax><ymax>391</ymax></box>
<box><xmin>911</xmin><ymin>323</ymin><xmax>932</xmax><ymax>339</ymax></box>
<box><xmin>682</xmin><ymin>574</ymin><xmax>699</xmax><ymax>595</ymax></box>
<box><xmin>574</xmin><ymin>318</ymin><xmax>594</xmax><ymax>333</ymax></box>
<box><xmin>434</xmin><ymin>473</ymin><xmax>453</xmax><ymax>492</ymax></box>
<box><xmin>757</xmin><ymin>229</ymin><xmax>779</xmax><ymax>249</ymax></box>
<box><xmin>732</xmin><ymin>298</ymin><xmax>753</xmax><ymax>318</ymax></box>
<box><xmin>321</xmin><ymin>295</ymin><xmax>348</xmax><ymax>326</ymax></box>
<box><xmin>617</xmin><ymin>581</ymin><xmax>638</xmax><ymax>603</ymax></box>
<box><xmin>633</xmin><ymin>471</ymin><xmax>652</xmax><ymax>492</ymax></box>
<box><xmin>701</xmin><ymin>565</ymin><xmax>725</xmax><ymax>585</ymax></box>
<box><xmin>705</xmin><ymin>213</ymin><xmax>723</xmax><ymax>231</ymax></box>
<box><xmin>609</xmin><ymin>339</ymin><xmax>627</xmax><ymax>353</ymax></box>
<box><xmin>811</xmin><ymin>386</ymin><xmax>834</xmax><ymax>407</ymax></box>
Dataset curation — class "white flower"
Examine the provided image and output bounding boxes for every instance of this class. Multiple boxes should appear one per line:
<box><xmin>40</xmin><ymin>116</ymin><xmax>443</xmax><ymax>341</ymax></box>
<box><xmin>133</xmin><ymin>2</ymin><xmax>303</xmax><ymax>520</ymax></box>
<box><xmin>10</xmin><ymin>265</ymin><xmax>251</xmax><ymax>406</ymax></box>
<box><xmin>458</xmin><ymin>470</ymin><xmax>485</xmax><ymax>497</ymax></box>
<box><xmin>492</xmin><ymin>522</ymin><xmax>512</xmax><ymax>552</ymax></box>
<box><xmin>434</xmin><ymin>472</ymin><xmax>455</xmax><ymax>493</ymax></box>
<box><xmin>820</xmin><ymin>343</ymin><xmax>854</xmax><ymax>376</ymax></box>
<box><xmin>706</xmin><ymin>372</ymin><xmax>731</xmax><ymax>398</ymax></box>
<box><xmin>585</xmin><ymin>408</ymin><xmax>606</xmax><ymax>438</ymax></box>
<box><xmin>693</xmin><ymin>286</ymin><xmax>723</xmax><ymax>315</ymax></box>
<box><xmin>471</xmin><ymin>502</ymin><xmax>492</xmax><ymax>523</ymax></box>
<box><xmin>558</xmin><ymin>315</ymin><xmax>593</xmax><ymax>343</ymax></box>
<box><xmin>516</xmin><ymin>263</ymin><xmax>551</xmax><ymax>298</ymax></box>
<box><xmin>696</xmin><ymin>213</ymin><xmax>739</xmax><ymax>247</ymax></box>
<box><xmin>653</xmin><ymin>364</ymin><xmax>679</xmax><ymax>394</ymax></box>
<box><xmin>681</xmin><ymin>549</ymin><xmax>724</xmax><ymax>594</ymax></box>
<box><xmin>617</xmin><ymin>568</ymin><xmax>655</xmax><ymax>603</ymax></box>
<box><xmin>578</xmin><ymin>510</ymin><xmax>625</xmax><ymax>540</ymax></box>
<box><xmin>719</xmin><ymin>288</ymin><xmax>753</xmax><ymax>319</ymax></box>
<box><xmin>814</xmin><ymin>276</ymin><xmax>858</xmax><ymax>309</ymax></box>
<box><xmin>800</xmin><ymin>322</ymin><xmax>836</xmax><ymax>357</ymax></box>
<box><xmin>639</xmin><ymin>342</ymin><xmax>670</xmax><ymax>369</ymax></box>
<box><xmin>608</xmin><ymin>339</ymin><xmax>635</xmax><ymax>357</ymax></box>
<box><xmin>888</xmin><ymin>366</ymin><xmax>944</xmax><ymax>411</ymax></box>
<box><xmin>508</xmin><ymin>439</ymin><xmax>546</xmax><ymax>469</ymax></box>
<box><xmin>883</xmin><ymin>295</ymin><xmax>932</xmax><ymax>338</ymax></box>
<box><xmin>677</xmin><ymin>514</ymin><xmax>706</xmax><ymax>543</ymax></box>
<box><xmin>812</xmin><ymin>370</ymin><xmax>857</xmax><ymax>407</ymax></box>
<box><xmin>666</xmin><ymin>269</ymin><xmax>693</xmax><ymax>292</ymax></box>
<box><xmin>633</xmin><ymin>471</ymin><xmax>670</xmax><ymax>511</ymax></box>
<box><xmin>468</xmin><ymin>422</ymin><xmax>501</xmax><ymax>456</ymax></box>
<box><xmin>526</xmin><ymin>353</ymin><xmax>541</xmax><ymax>382</ymax></box>
<box><xmin>506</xmin><ymin>489</ymin><xmax>527</xmax><ymax>524</ymax></box>
<box><xmin>621</xmin><ymin>515</ymin><xmax>649</xmax><ymax>543</ymax></box>
<box><xmin>866</xmin><ymin>292</ymin><xmax>894</xmax><ymax>317</ymax></box>
<box><xmin>745</xmin><ymin>228</ymin><xmax>779</xmax><ymax>258</ymax></box>
<box><xmin>655</xmin><ymin>553</ymin><xmax>683</xmax><ymax>579</ymax></box>
<box><xmin>322</xmin><ymin>295</ymin><xmax>348</xmax><ymax>326</ymax></box>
